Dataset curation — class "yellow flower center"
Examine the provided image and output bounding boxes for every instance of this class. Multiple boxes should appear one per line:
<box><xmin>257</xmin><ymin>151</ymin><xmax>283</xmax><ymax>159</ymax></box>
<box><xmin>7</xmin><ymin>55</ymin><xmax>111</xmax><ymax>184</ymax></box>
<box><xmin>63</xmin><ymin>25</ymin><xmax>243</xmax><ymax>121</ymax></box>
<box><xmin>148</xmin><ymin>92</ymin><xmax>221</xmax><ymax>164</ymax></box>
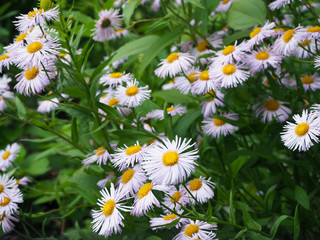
<box><xmin>0</xmin><ymin>54</ymin><xmax>9</xmax><ymax>61</ymax></box>
<box><xmin>189</xmin><ymin>179</ymin><xmax>202</xmax><ymax>191</ymax></box>
<box><xmin>222</xmin><ymin>0</ymin><xmax>230</xmax><ymax>3</ymax></box>
<box><xmin>0</xmin><ymin>212</ymin><xmax>5</xmax><ymax>221</ymax></box>
<box><xmin>146</xmin><ymin>139</ymin><xmax>156</xmax><ymax>146</ymax></box>
<box><xmin>138</xmin><ymin>183</ymin><xmax>153</xmax><ymax>199</ymax></box>
<box><xmin>274</xmin><ymin>28</ymin><xmax>285</xmax><ymax>33</ymax></box>
<box><xmin>307</xmin><ymin>26</ymin><xmax>320</xmax><ymax>32</ymax></box>
<box><xmin>222</xmin><ymin>25</ymin><xmax>228</xmax><ymax>30</ymax></box>
<box><xmin>95</xmin><ymin>146</ymin><xmax>106</xmax><ymax>156</ymax></box>
<box><xmin>264</xmin><ymin>99</ymin><xmax>280</xmax><ymax>111</ymax></box>
<box><xmin>196</xmin><ymin>41</ymin><xmax>209</xmax><ymax>52</ymax></box>
<box><xmin>115</xmin><ymin>29</ymin><xmax>123</xmax><ymax>34</ymax></box>
<box><xmin>283</xmin><ymin>29</ymin><xmax>295</xmax><ymax>43</ymax></box>
<box><xmin>222</xmin><ymin>45</ymin><xmax>235</xmax><ymax>55</ymax></box>
<box><xmin>162</xmin><ymin>151</ymin><xmax>179</xmax><ymax>166</ymax></box>
<box><xmin>16</xmin><ymin>179</ymin><xmax>20</xmax><ymax>185</ymax></box>
<box><xmin>255</xmin><ymin>50</ymin><xmax>269</xmax><ymax>60</ymax></box>
<box><xmin>60</xmin><ymin>53</ymin><xmax>67</xmax><ymax>57</ymax></box>
<box><xmin>222</xmin><ymin>64</ymin><xmax>236</xmax><ymax>75</ymax></box>
<box><xmin>125</xmin><ymin>86</ymin><xmax>139</xmax><ymax>96</ymax></box>
<box><xmin>121</xmin><ymin>169</ymin><xmax>135</xmax><ymax>184</ymax></box>
<box><xmin>0</xmin><ymin>96</ymin><xmax>2</xmax><ymax>101</ymax></box>
<box><xmin>108</xmin><ymin>97</ymin><xmax>119</xmax><ymax>106</ymax></box>
<box><xmin>184</xmin><ymin>224</ymin><xmax>199</xmax><ymax>237</ymax></box>
<box><xmin>301</xmin><ymin>76</ymin><xmax>314</xmax><ymax>84</ymax></box>
<box><xmin>16</xmin><ymin>33</ymin><xmax>27</xmax><ymax>42</ymax></box>
<box><xmin>2</xmin><ymin>151</ymin><xmax>11</xmax><ymax>160</ymax></box>
<box><xmin>169</xmin><ymin>79</ymin><xmax>175</xmax><ymax>84</ymax></box>
<box><xmin>166</xmin><ymin>107</ymin><xmax>175</xmax><ymax>112</ymax></box>
<box><xmin>110</xmin><ymin>72</ymin><xmax>123</xmax><ymax>78</ymax></box>
<box><xmin>163</xmin><ymin>214</ymin><xmax>177</xmax><ymax>221</ymax></box>
<box><xmin>125</xmin><ymin>145</ymin><xmax>142</xmax><ymax>155</ymax></box>
<box><xmin>188</xmin><ymin>72</ymin><xmax>198</xmax><ymax>82</ymax></box>
<box><xmin>102</xmin><ymin>199</ymin><xmax>115</xmax><ymax>216</ymax></box>
<box><xmin>28</xmin><ymin>9</ymin><xmax>43</xmax><ymax>19</ymax></box>
<box><xmin>166</xmin><ymin>52</ymin><xmax>179</xmax><ymax>63</ymax></box>
<box><xmin>27</xmin><ymin>41</ymin><xmax>43</xmax><ymax>53</ymax></box>
<box><xmin>0</xmin><ymin>197</ymin><xmax>10</xmax><ymax>207</ymax></box>
<box><xmin>25</xmin><ymin>66</ymin><xmax>40</xmax><ymax>80</ymax></box>
<box><xmin>295</xmin><ymin>122</ymin><xmax>309</xmax><ymax>136</ymax></box>
<box><xmin>48</xmin><ymin>91</ymin><xmax>53</xmax><ymax>95</ymax></box>
<box><xmin>170</xmin><ymin>191</ymin><xmax>181</xmax><ymax>203</ymax></box>
<box><xmin>300</xmin><ymin>40</ymin><xmax>310</xmax><ymax>47</ymax></box>
<box><xmin>199</xmin><ymin>71</ymin><xmax>209</xmax><ymax>81</ymax></box>
<box><xmin>250</xmin><ymin>27</ymin><xmax>261</xmax><ymax>38</ymax></box>
<box><xmin>0</xmin><ymin>185</ymin><xmax>3</xmax><ymax>193</ymax></box>
<box><xmin>213</xmin><ymin>118</ymin><xmax>225</xmax><ymax>126</ymax></box>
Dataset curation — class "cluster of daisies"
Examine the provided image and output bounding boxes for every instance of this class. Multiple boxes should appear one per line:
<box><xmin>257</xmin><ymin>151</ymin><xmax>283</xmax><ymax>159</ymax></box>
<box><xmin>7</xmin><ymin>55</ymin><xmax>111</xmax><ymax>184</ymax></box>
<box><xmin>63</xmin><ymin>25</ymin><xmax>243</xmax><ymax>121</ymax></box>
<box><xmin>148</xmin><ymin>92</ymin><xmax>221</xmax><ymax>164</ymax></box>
<box><xmin>86</xmin><ymin>136</ymin><xmax>217</xmax><ymax>238</ymax></box>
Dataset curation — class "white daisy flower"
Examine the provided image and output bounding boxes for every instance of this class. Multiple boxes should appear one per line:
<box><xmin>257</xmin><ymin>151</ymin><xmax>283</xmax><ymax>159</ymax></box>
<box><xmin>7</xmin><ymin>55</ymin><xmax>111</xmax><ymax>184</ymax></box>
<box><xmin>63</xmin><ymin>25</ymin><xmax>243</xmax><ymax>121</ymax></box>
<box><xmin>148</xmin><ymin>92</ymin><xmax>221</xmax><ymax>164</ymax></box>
<box><xmin>150</xmin><ymin>211</ymin><xmax>188</xmax><ymax>230</ymax></box>
<box><xmin>210</xmin><ymin>63</ymin><xmax>249</xmax><ymax>89</ymax></box>
<box><xmin>14</xmin><ymin>6</ymin><xmax>59</xmax><ymax>32</ymax></box>
<box><xmin>151</xmin><ymin>0</ymin><xmax>161</xmax><ymax>11</ymax></box>
<box><xmin>0</xmin><ymin>75</ymin><xmax>11</xmax><ymax>91</ymax></box>
<box><xmin>0</xmin><ymin>188</ymin><xmax>23</xmax><ymax>216</ymax></box>
<box><xmin>303</xmin><ymin>26</ymin><xmax>320</xmax><ymax>40</ymax></box>
<box><xmin>215</xmin><ymin>0</ymin><xmax>234</xmax><ymax>12</ymax></box>
<box><xmin>269</xmin><ymin>0</ymin><xmax>302</xmax><ymax>11</ymax></box>
<box><xmin>162</xmin><ymin>185</ymin><xmax>190</xmax><ymax>213</ymax></box>
<box><xmin>191</xmin><ymin>70</ymin><xmax>217</xmax><ymax>95</ymax></box>
<box><xmin>254</xmin><ymin>98</ymin><xmax>291</xmax><ymax>123</ymax></box>
<box><xmin>92</xmin><ymin>183</ymin><xmax>132</xmax><ymax>237</ymax></box>
<box><xmin>173</xmin><ymin>219</ymin><xmax>217</xmax><ymax>240</ymax></box>
<box><xmin>300</xmin><ymin>74</ymin><xmax>320</xmax><ymax>91</ymax></box>
<box><xmin>115</xmin><ymin>79</ymin><xmax>151</xmax><ymax>108</ymax></box>
<box><xmin>273</xmin><ymin>27</ymin><xmax>304</xmax><ymax>56</ymax></box>
<box><xmin>245</xmin><ymin>47</ymin><xmax>282</xmax><ymax>74</ymax></box>
<box><xmin>131</xmin><ymin>183</ymin><xmax>167</xmax><ymax>217</ymax></box>
<box><xmin>211</xmin><ymin>41</ymin><xmax>246</xmax><ymax>65</ymax></box>
<box><xmin>162</xmin><ymin>79</ymin><xmax>176</xmax><ymax>90</ymax></box>
<box><xmin>116</xmin><ymin>165</ymin><xmax>147</xmax><ymax>197</ymax></box>
<box><xmin>295</xmin><ymin>39</ymin><xmax>316</xmax><ymax>59</ymax></box>
<box><xmin>15</xmin><ymin>63</ymin><xmax>56</xmax><ymax>96</ymax></box>
<box><xmin>0</xmin><ymin>52</ymin><xmax>12</xmax><ymax>73</ymax></box>
<box><xmin>154</xmin><ymin>52</ymin><xmax>195</xmax><ymax>78</ymax></box>
<box><xmin>202</xmin><ymin>113</ymin><xmax>239</xmax><ymax>138</ymax></box>
<box><xmin>175</xmin><ymin>68</ymin><xmax>200</xmax><ymax>94</ymax></box>
<box><xmin>200</xmin><ymin>90</ymin><xmax>225</xmax><ymax>117</ymax></box>
<box><xmin>0</xmin><ymin>143</ymin><xmax>20</xmax><ymax>171</ymax></box>
<box><xmin>192</xmin><ymin>35</ymin><xmax>223</xmax><ymax>64</ymax></box>
<box><xmin>315</xmin><ymin>55</ymin><xmax>320</xmax><ymax>69</ymax></box>
<box><xmin>82</xmin><ymin>146</ymin><xmax>111</xmax><ymax>166</ymax></box>
<box><xmin>97</xmin><ymin>173</ymin><xmax>116</xmax><ymax>188</ymax></box>
<box><xmin>281</xmin><ymin>110</ymin><xmax>320</xmax><ymax>151</ymax></box>
<box><xmin>0</xmin><ymin>212</ymin><xmax>19</xmax><ymax>233</ymax></box>
<box><xmin>4</xmin><ymin>31</ymin><xmax>29</xmax><ymax>52</ymax></box>
<box><xmin>16</xmin><ymin>176</ymin><xmax>32</xmax><ymax>186</ymax></box>
<box><xmin>142</xmin><ymin>136</ymin><xmax>198</xmax><ymax>185</ymax></box>
<box><xmin>92</xmin><ymin>9</ymin><xmax>122</xmax><ymax>42</ymax></box>
<box><xmin>115</xmin><ymin>28</ymin><xmax>129</xmax><ymax>38</ymax></box>
<box><xmin>271</xmin><ymin>27</ymin><xmax>286</xmax><ymax>38</ymax></box>
<box><xmin>37</xmin><ymin>98</ymin><xmax>59</xmax><ymax>113</ymax></box>
<box><xmin>0</xmin><ymin>91</ymin><xmax>14</xmax><ymax>112</ymax></box>
<box><xmin>150</xmin><ymin>105</ymin><xmax>187</xmax><ymax>120</ymax></box>
<box><xmin>99</xmin><ymin>72</ymin><xmax>133</xmax><ymax>87</ymax></box>
<box><xmin>111</xmin><ymin>142</ymin><xmax>148</xmax><ymax>170</ymax></box>
<box><xmin>0</xmin><ymin>174</ymin><xmax>16</xmax><ymax>202</ymax></box>
<box><xmin>247</xmin><ymin>21</ymin><xmax>276</xmax><ymax>48</ymax></box>
<box><xmin>187</xmin><ymin>177</ymin><xmax>215</xmax><ymax>204</ymax></box>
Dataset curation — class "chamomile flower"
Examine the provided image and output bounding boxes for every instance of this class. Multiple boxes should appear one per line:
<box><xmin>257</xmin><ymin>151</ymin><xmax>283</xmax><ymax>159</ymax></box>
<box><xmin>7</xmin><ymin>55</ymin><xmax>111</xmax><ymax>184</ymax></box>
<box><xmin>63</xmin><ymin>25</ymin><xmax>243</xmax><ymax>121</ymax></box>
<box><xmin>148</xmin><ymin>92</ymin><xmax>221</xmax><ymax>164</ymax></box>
<box><xmin>200</xmin><ymin>90</ymin><xmax>224</xmax><ymax>117</ymax></box>
<box><xmin>300</xmin><ymin>74</ymin><xmax>320</xmax><ymax>91</ymax></box>
<box><xmin>0</xmin><ymin>212</ymin><xmax>19</xmax><ymax>233</ymax></box>
<box><xmin>142</xmin><ymin>136</ymin><xmax>198</xmax><ymax>185</ymax></box>
<box><xmin>115</xmin><ymin>80</ymin><xmax>151</xmax><ymax>107</ymax></box>
<box><xmin>0</xmin><ymin>52</ymin><xmax>12</xmax><ymax>73</ymax></box>
<box><xmin>173</xmin><ymin>220</ymin><xmax>217</xmax><ymax>240</ymax></box>
<box><xmin>175</xmin><ymin>67</ymin><xmax>200</xmax><ymax>94</ymax></box>
<box><xmin>162</xmin><ymin>185</ymin><xmax>190</xmax><ymax>213</ymax></box>
<box><xmin>187</xmin><ymin>177</ymin><xmax>215</xmax><ymax>204</ymax></box>
<box><xmin>14</xmin><ymin>6</ymin><xmax>59</xmax><ymax>32</ymax></box>
<box><xmin>37</xmin><ymin>97</ymin><xmax>59</xmax><ymax>113</ymax></box>
<box><xmin>0</xmin><ymin>91</ymin><xmax>14</xmax><ymax>111</ymax></box>
<box><xmin>15</xmin><ymin>176</ymin><xmax>32</xmax><ymax>186</ymax></box>
<box><xmin>99</xmin><ymin>72</ymin><xmax>133</xmax><ymax>87</ymax></box>
<box><xmin>0</xmin><ymin>143</ymin><xmax>20</xmax><ymax>171</ymax></box>
<box><xmin>116</xmin><ymin>165</ymin><xmax>147</xmax><ymax>197</ymax></box>
<box><xmin>215</xmin><ymin>0</ymin><xmax>234</xmax><ymax>12</ymax></box>
<box><xmin>0</xmin><ymin>75</ymin><xmax>11</xmax><ymax>91</ymax></box>
<box><xmin>92</xmin><ymin>183</ymin><xmax>132</xmax><ymax>237</ymax></box>
<box><xmin>111</xmin><ymin>142</ymin><xmax>148</xmax><ymax>170</ymax></box>
<box><xmin>15</xmin><ymin>63</ymin><xmax>56</xmax><ymax>96</ymax></box>
<box><xmin>150</xmin><ymin>105</ymin><xmax>187</xmax><ymax>120</ymax></box>
<box><xmin>254</xmin><ymin>98</ymin><xmax>291</xmax><ymax>123</ymax></box>
<box><xmin>269</xmin><ymin>0</ymin><xmax>301</xmax><ymax>10</ymax></box>
<box><xmin>97</xmin><ymin>173</ymin><xmax>116</xmax><ymax>188</ymax></box>
<box><xmin>210</xmin><ymin>63</ymin><xmax>249</xmax><ymax>88</ymax></box>
<box><xmin>82</xmin><ymin>146</ymin><xmax>111</xmax><ymax>166</ymax></box>
<box><xmin>150</xmin><ymin>211</ymin><xmax>187</xmax><ymax>230</ymax></box>
<box><xmin>92</xmin><ymin>9</ymin><xmax>122</xmax><ymax>42</ymax></box>
<box><xmin>0</xmin><ymin>175</ymin><xmax>17</xmax><ymax>202</ymax></box>
<box><xmin>192</xmin><ymin>35</ymin><xmax>222</xmax><ymax>64</ymax></box>
<box><xmin>273</xmin><ymin>27</ymin><xmax>304</xmax><ymax>56</ymax></box>
<box><xmin>245</xmin><ymin>47</ymin><xmax>282</xmax><ymax>74</ymax></box>
<box><xmin>0</xmin><ymin>188</ymin><xmax>23</xmax><ymax>215</ymax></box>
<box><xmin>211</xmin><ymin>41</ymin><xmax>246</xmax><ymax>64</ymax></box>
<box><xmin>154</xmin><ymin>52</ymin><xmax>195</xmax><ymax>78</ymax></box>
<box><xmin>281</xmin><ymin>110</ymin><xmax>320</xmax><ymax>151</ymax></box>
<box><xmin>190</xmin><ymin>70</ymin><xmax>217</xmax><ymax>95</ymax></box>
<box><xmin>202</xmin><ymin>113</ymin><xmax>239</xmax><ymax>138</ymax></box>
<box><xmin>247</xmin><ymin>21</ymin><xmax>276</xmax><ymax>48</ymax></box>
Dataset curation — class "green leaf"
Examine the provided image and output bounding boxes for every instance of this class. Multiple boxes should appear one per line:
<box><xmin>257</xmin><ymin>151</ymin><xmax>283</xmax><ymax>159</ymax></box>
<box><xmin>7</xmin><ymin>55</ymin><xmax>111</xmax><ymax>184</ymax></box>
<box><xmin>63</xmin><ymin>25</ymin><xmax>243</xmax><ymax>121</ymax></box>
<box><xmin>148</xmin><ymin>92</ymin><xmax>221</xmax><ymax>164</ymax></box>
<box><xmin>63</xmin><ymin>86</ymin><xmax>86</xmax><ymax>98</ymax></box>
<box><xmin>240</xmin><ymin>205</ymin><xmax>261</xmax><ymax>231</ymax></box>
<box><xmin>295</xmin><ymin>185</ymin><xmax>310</xmax><ymax>209</ymax></box>
<box><xmin>227</xmin><ymin>0</ymin><xmax>266</xmax><ymax>30</ymax></box>
<box><xmin>163</xmin><ymin>102</ymin><xmax>174</xmax><ymax>140</ymax></box>
<box><xmin>270</xmin><ymin>215</ymin><xmax>288</xmax><ymax>238</ymax></box>
<box><xmin>246</xmin><ymin>232</ymin><xmax>272</xmax><ymax>240</ymax></box>
<box><xmin>19</xmin><ymin>153</ymin><xmax>51</xmax><ymax>176</ymax></box>
<box><xmin>186</xmin><ymin>0</ymin><xmax>204</xmax><ymax>8</ymax></box>
<box><xmin>229</xmin><ymin>190</ymin><xmax>235</xmax><ymax>223</ymax></box>
<box><xmin>104</xmin><ymin>0</ymin><xmax>115</xmax><ymax>9</ymax></box>
<box><xmin>71</xmin><ymin>118</ymin><xmax>79</xmax><ymax>144</ymax></box>
<box><xmin>90</xmin><ymin>53</ymin><xmax>115</xmax><ymax>82</ymax></box>
<box><xmin>152</xmin><ymin>90</ymin><xmax>196</xmax><ymax>104</ymax></box>
<box><xmin>123</xmin><ymin>0</ymin><xmax>142</xmax><ymax>26</ymax></box>
<box><xmin>294</xmin><ymin>204</ymin><xmax>300</xmax><ymax>240</ymax></box>
<box><xmin>223</xmin><ymin>30</ymin><xmax>251</xmax><ymax>45</ymax></box>
<box><xmin>14</xmin><ymin>96</ymin><xmax>27</xmax><ymax>119</ymax></box>
<box><xmin>230</xmin><ymin>157</ymin><xmax>247</xmax><ymax>178</ymax></box>
<box><xmin>233</xmin><ymin>229</ymin><xmax>247</xmax><ymax>240</ymax></box>
<box><xmin>146</xmin><ymin>236</ymin><xmax>162</xmax><ymax>240</ymax></box>
<box><xmin>174</xmin><ymin>109</ymin><xmax>201</xmax><ymax>137</ymax></box>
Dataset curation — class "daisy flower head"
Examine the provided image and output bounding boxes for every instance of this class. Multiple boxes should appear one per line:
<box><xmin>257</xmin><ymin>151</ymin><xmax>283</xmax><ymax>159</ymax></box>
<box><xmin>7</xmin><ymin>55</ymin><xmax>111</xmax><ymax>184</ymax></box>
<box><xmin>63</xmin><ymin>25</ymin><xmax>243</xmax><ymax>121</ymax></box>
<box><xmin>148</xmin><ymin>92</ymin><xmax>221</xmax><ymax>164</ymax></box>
<box><xmin>0</xmin><ymin>187</ymin><xmax>23</xmax><ymax>216</ymax></box>
<box><xmin>37</xmin><ymin>97</ymin><xmax>59</xmax><ymax>113</ymax></box>
<box><xmin>162</xmin><ymin>78</ymin><xmax>176</xmax><ymax>90</ymax></box>
<box><xmin>202</xmin><ymin>113</ymin><xmax>239</xmax><ymax>138</ymax></box>
<box><xmin>245</xmin><ymin>47</ymin><xmax>282</xmax><ymax>74</ymax></box>
<box><xmin>115</xmin><ymin>79</ymin><xmax>151</xmax><ymax>108</ymax></box>
<box><xmin>154</xmin><ymin>52</ymin><xmax>195</xmax><ymax>78</ymax></box>
<box><xmin>82</xmin><ymin>146</ymin><xmax>111</xmax><ymax>166</ymax></box>
<box><xmin>142</xmin><ymin>136</ymin><xmax>198</xmax><ymax>185</ymax></box>
<box><xmin>92</xmin><ymin>9</ymin><xmax>122</xmax><ymax>42</ymax></box>
<box><xmin>0</xmin><ymin>174</ymin><xmax>17</xmax><ymax>202</ymax></box>
<box><xmin>295</xmin><ymin>39</ymin><xmax>316</xmax><ymax>59</ymax></box>
<box><xmin>190</xmin><ymin>70</ymin><xmax>217</xmax><ymax>95</ymax></box>
<box><xmin>174</xmin><ymin>67</ymin><xmax>200</xmax><ymax>94</ymax></box>
<box><xmin>210</xmin><ymin>63</ymin><xmax>249</xmax><ymax>89</ymax></box>
<box><xmin>0</xmin><ymin>91</ymin><xmax>14</xmax><ymax>112</ymax></box>
<box><xmin>200</xmin><ymin>90</ymin><xmax>224</xmax><ymax>117</ymax></box>
<box><xmin>0</xmin><ymin>143</ymin><xmax>21</xmax><ymax>171</ymax></box>
<box><xmin>0</xmin><ymin>212</ymin><xmax>19</xmax><ymax>233</ymax></box>
<box><xmin>150</xmin><ymin>211</ymin><xmax>188</xmax><ymax>230</ymax></box>
<box><xmin>16</xmin><ymin>176</ymin><xmax>32</xmax><ymax>186</ymax></box>
<box><xmin>187</xmin><ymin>177</ymin><xmax>215</xmax><ymax>204</ymax></box>
<box><xmin>215</xmin><ymin>0</ymin><xmax>234</xmax><ymax>13</ymax></box>
<box><xmin>14</xmin><ymin>62</ymin><xmax>56</xmax><ymax>96</ymax></box>
<box><xmin>211</xmin><ymin>41</ymin><xmax>246</xmax><ymax>65</ymax></box>
<box><xmin>150</xmin><ymin>105</ymin><xmax>187</xmax><ymax>120</ymax></box>
<box><xmin>273</xmin><ymin>27</ymin><xmax>304</xmax><ymax>56</ymax></box>
<box><xmin>173</xmin><ymin>219</ymin><xmax>217</xmax><ymax>240</ymax></box>
<box><xmin>97</xmin><ymin>173</ymin><xmax>116</xmax><ymax>188</ymax></box>
<box><xmin>0</xmin><ymin>52</ymin><xmax>12</xmax><ymax>73</ymax></box>
<box><xmin>111</xmin><ymin>142</ymin><xmax>148</xmax><ymax>170</ymax></box>
<box><xmin>269</xmin><ymin>0</ymin><xmax>301</xmax><ymax>11</ymax></box>
<box><xmin>92</xmin><ymin>183</ymin><xmax>132</xmax><ymax>237</ymax></box>
<box><xmin>281</xmin><ymin>110</ymin><xmax>320</xmax><ymax>151</ymax></box>
<box><xmin>115</xmin><ymin>28</ymin><xmax>128</xmax><ymax>38</ymax></box>
<box><xmin>254</xmin><ymin>97</ymin><xmax>291</xmax><ymax>123</ymax></box>
<box><xmin>247</xmin><ymin>21</ymin><xmax>276</xmax><ymax>48</ymax></box>
<box><xmin>300</xmin><ymin>74</ymin><xmax>320</xmax><ymax>92</ymax></box>
<box><xmin>0</xmin><ymin>75</ymin><xmax>11</xmax><ymax>91</ymax></box>
<box><xmin>192</xmin><ymin>35</ymin><xmax>223</xmax><ymax>64</ymax></box>
<box><xmin>99</xmin><ymin>72</ymin><xmax>133</xmax><ymax>87</ymax></box>
<box><xmin>163</xmin><ymin>185</ymin><xmax>190</xmax><ymax>213</ymax></box>
<box><xmin>116</xmin><ymin>165</ymin><xmax>147</xmax><ymax>197</ymax></box>
<box><xmin>98</xmin><ymin>92</ymin><xmax>131</xmax><ymax>117</ymax></box>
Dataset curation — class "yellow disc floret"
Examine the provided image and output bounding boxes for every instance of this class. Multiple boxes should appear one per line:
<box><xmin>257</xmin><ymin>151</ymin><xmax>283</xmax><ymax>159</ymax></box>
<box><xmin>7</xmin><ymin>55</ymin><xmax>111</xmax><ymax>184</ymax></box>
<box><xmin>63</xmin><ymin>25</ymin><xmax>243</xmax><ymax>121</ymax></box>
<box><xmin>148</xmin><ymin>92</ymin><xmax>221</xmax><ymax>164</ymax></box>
<box><xmin>301</xmin><ymin>76</ymin><xmax>314</xmax><ymax>84</ymax></box>
<box><xmin>95</xmin><ymin>147</ymin><xmax>106</xmax><ymax>156</ymax></box>
<box><xmin>255</xmin><ymin>50</ymin><xmax>270</xmax><ymax>60</ymax></box>
<box><xmin>307</xmin><ymin>26</ymin><xmax>320</xmax><ymax>32</ymax></box>
<box><xmin>25</xmin><ymin>66</ymin><xmax>39</xmax><ymax>80</ymax></box>
<box><xmin>102</xmin><ymin>199</ymin><xmax>115</xmax><ymax>216</ymax></box>
<box><xmin>213</xmin><ymin>118</ymin><xmax>225</xmax><ymax>126</ymax></box>
<box><xmin>138</xmin><ymin>183</ymin><xmax>153</xmax><ymax>199</ymax></box>
<box><xmin>110</xmin><ymin>72</ymin><xmax>123</xmax><ymax>78</ymax></box>
<box><xmin>222</xmin><ymin>64</ymin><xmax>236</xmax><ymax>75</ymax></box>
<box><xmin>188</xmin><ymin>72</ymin><xmax>198</xmax><ymax>82</ymax></box>
<box><xmin>162</xmin><ymin>151</ymin><xmax>179</xmax><ymax>166</ymax></box>
<box><xmin>295</xmin><ymin>122</ymin><xmax>309</xmax><ymax>136</ymax></box>
<box><xmin>250</xmin><ymin>27</ymin><xmax>261</xmax><ymax>39</ymax></box>
<box><xmin>121</xmin><ymin>169</ymin><xmax>135</xmax><ymax>184</ymax></box>
<box><xmin>170</xmin><ymin>191</ymin><xmax>181</xmax><ymax>203</ymax></box>
<box><xmin>283</xmin><ymin>29</ymin><xmax>295</xmax><ymax>43</ymax></box>
<box><xmin>16</xmin><ymin>33</ymin><xmax>27</xmax><ymax>42</ymax></box>
<box><xmin>189</xmin><ymin>179</ymin><xmax>202</xmax><ymax>191</ymax></box>
<box><xmin>125</xmin><ymin>145</ymin><xmax>142</xmax><ymax>155</ymax></box>
<box><xmin>2</xmin><ymin>151</ymin><xmax>10</xmax><ymax>160</ymax></box>
<box><xmin>108</xmin><ymin>97</ymin><xmax>119</xmax><ymax>106</ymax></box>
<box><xmin>184</xmin><ymin>224</ymin><xmax>199</xmax><ymax>237</ymax></box>
<box><xmin>199</xmin><ymin>71</ymin><xmax>209</xmax><ymax>81</ymax></box>
<box><xmin>222</xmin><ymin>45</ymin><xmax>235</xmax><ymax>55</ymax></box>
<box><xmin>163</xmin><ymin>214</ymin><xmax>177</xmax><ymax>221</ymax></box>
<box><xmin>264</xmin><ymin>99</ymin><xmax>280</xmax><ymax>111</ymax></box>
<box><xmin>0</xmin><ymin>54</ymin><xmax>9</xmax><ymax>61</ymax></box>
<box><xmin>28</xmin><ymin>9</ymin><xmax>43</xmax><ymax>19</ymax></box>
<box><xmin>166</xmin><ymin>52</ymin><xmax>179</xmax><ymax>63</ymax></box>
<box><xmin>27</xmin><ymin>41</ymin><xmax>43</xmax><ymax>53</ymax></box>
<box><xmin>0</xmin><ymin>197</ymin><xmax>10</xmax><ymax>207</ymax></box>
<box><xmin>196</xmin><ymin>41</ymin><xmax>209</xmax><ymax>52</ymax></box>
<box><xmin>125</xmin><ymin>86</ymin><xmax>139</xmax><ymax>96</ymax></box>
